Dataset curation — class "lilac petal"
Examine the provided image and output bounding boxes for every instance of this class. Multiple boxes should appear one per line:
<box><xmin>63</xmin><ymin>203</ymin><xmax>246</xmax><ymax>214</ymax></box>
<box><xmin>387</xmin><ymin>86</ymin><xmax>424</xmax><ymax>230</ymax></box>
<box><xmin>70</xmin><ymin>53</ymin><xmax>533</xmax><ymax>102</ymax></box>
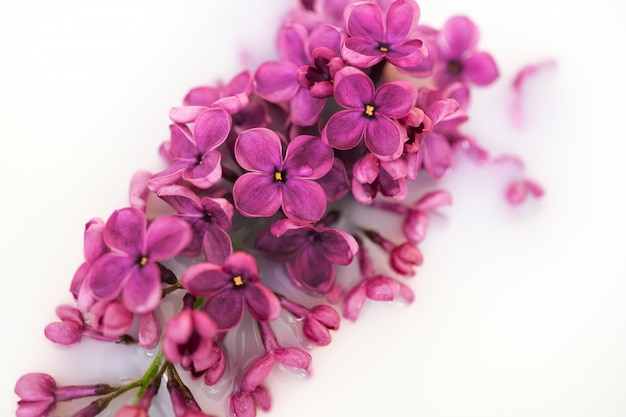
<box><xmin>379</xmin><ymin>171</ymin><xmax>408</xmax><ymax>200</ymax></box>
<box><xmin>277</xmin><ymin>24</ymin><xmax>308</xmax><ymax>65</ymax></box>
<box><xmin>205</xmin><ymin>289</ymin><xmax>244</xmax><ymax>330</ymax></box>
<box><xmin>230</xmin><ymin>391</ymin><xmax>255</xmax><ymax>417</ymax></box>
<box><xmin>169</xmin><ymin>106</ymin><xmax>208</xmax><ymax>124</ymax></box>
<box><xmin>245</xmin><ymin>283</ymin><xmax>280</xmax><ymax>322</ymax></box>
<box><xmin>233</xmin><ymin>173</ymin><xmax>282</xmax><ymax>218</ymax></box>
<box><xmin>88</xmin><ymin>253</ymin><xmax>133</xmax><ymax>301</ymax></box>
<box><xmin>464</xmin><ymin>52</ymin><xmax>499</xmax><ymax>86</ymax></box>
<box><xmin>15</xmin><ymin>373</ymin><xmax>55</xmax><ymax>401</ymax></box>
<box><xmin>426</xmin><ymin>98</ymin><xmax>460</xmax><ymax>125</ymax></box>
<box><xmin>342</xmin><ymin>37</ymin><xmax>385</xmax><ymax>68</ymax></box>
<box><xmin>441</xmin><ymin>16</ymin><xmax>479</xmax><ymax>58</ymax></box>
<box><xmin>157</xmin><ymin>185</ymin><xmax>202</xmax><ymax>216</ymax></box>
<box><xmin>291</xmin><ymin>244</ymin><xmax>334</xmax><ymax>292</ymax></box>
<box><xmin>255</xmin><ymin>228</ymin><xmax>309</xmax><ymax>261</ymax></box>
<box><xmin>251</xmin><ymin>386</ymin><xmax>272</xmax><ymax>412</ymax></box>
<box><xmin>374</xmin><ymin>81</ymin><xmax>416</xmax><ymax>118</ymax></box>
<box><xmin>204</xmin><ymin>346</ymin><xmax>226</xmax><ymax>385</ymax></box>
<box><xmin>181</xmin><ymin>263</ymin><xmax>231</xmax><ymax>297</ymax></box>
<box><xmin>169</xmin><ymin>123</ymin><xmax>197</xmax><ymax>158</ymax></box>
<box><xmin>322</xmin><ymin>110</ymin><xmax>365</xmax><ymax>150</ymax></box>
<box><xmin>386</xmin><ymin>40</ymin><xmax>426</xmax><ymax>69</ymax></box>
<box><xmin>234</xmin><ymin>128</ymin><xmax>283</xmax><ymax>173</ymax></box>
<box><xmin>311</xmin><ymin>305</ymin><xmax>340</xmax><ymax>328</ymax></box>
<box><xmin>289</xmin><ymin>87</ymin><xmax>326</xmax><ymax>126</ymax></box>
<box><xmin>284</xmin><ymin>135</ymin><xmax>333</xmax><ymax>179</ymax></box>
<box><xmin>364</xmin><ymin>117</ymin><xmax>404</xmax><ymax>161</ymax></box>
<box><xmin>182</xmin><ymin>150</ymin><xmax>222</xmax><ymax>189</ymax></box>
<box><xmin>398</xmin><ymin>280</ymin><xmax>415</xmax><ymax>303</ymax></box>
<box><xmin>202</xmin><ymin>228</ymin><xmax>233</xmax><ymax>265</ymax></box>
<box><xmin>342</xmin><ymin>281</ymin><xmax>367</xmax><ymax>321</ymax></box>
<box><xmin>403</xmin><ymin>210</ymin><xmax>429</xmax><ymax>243</ymax></box>
<box><xmin>242</xmin><ymin>353</ymin><xmax>275</xmax><ymax>391</ymax></box>
<box><xmin>317</xmin><ymin>158</ymin><xmax>350</xmax><ymax>202</ymax></box>
<box><xmin>273</xmin><ymin>347</ymin><xmax>311</xmax><ymax>371</ymax></box>
<box><xmin>365</xmin><ymin>275</ymin><xmax>400</xmax><ymax>301</ymax></box>
<box><xmin>333</xmin><ymin>67</ymin><xmax>374</xmax><ymax>109</ymax></box>
<box><xmin>122</xmin><ymin>263</ymin><xmax>161</xmax><ymax>313</ymax></box>
<box><xmin>351</xmin><ymin>177</ymin><xmax>377</xmax><ymax>204</ymax></box>
<box><xmin>320</xmin><ymin>228</ymin><xmax>358</xmax><ymax>265</ymax></box>
<box><xmin>381</xmin><ymin>158</ymin><xmax>408</xmax><ymax>180</ymax></box>
<box><xmin>56</xmin><ymin>305</ymin><xmax>84</xmax><ymax>324</ymax></box>
<box><xmin>282</xmin><ymin>179</ymin><xmax>327</xmax><ymax>222</ymax></box>
<box><xmin>255</xmin><ymin>61</ymin><xmax>299</xmax><ymax>103</ymax></box>
<box><xmin>212</xmin><ymin>92</ymin><xmax>250</xmax><ymax>114</ymax></box>
<box><xmin>308</xmin><ymin>23</ymin><xmax>344</xmax><ymax>56</ymax></box>
<box><xmin>138</xmin><ymin>311</ymin><xmax>160</xmax><ymax>349</ymax></box>
<box><xmin>83</xmin><ymin>218</ymin><xmax>106</xmax><ymax>264</ymax></box>
<box><xmin>44</xmin><ymin>321</ymin><xmax>83</xmax><ymax>345</ymax></box>
<box><xmin>302</xmin><ymin>318</ymin><xmax>332</xmax><ymax>345</ymax></box>
<box><xmin>353</xmin><ymin>153</ymin><xmax>379</xmax><ymax>184</ymax></box>
<box><xmin>129</xmin><ymin>171</ymin><xmax>151</xmax><ymax>212</ymax></box>
<box><xmin>146</xmin><ymin>160</ymin><xmax>188</xmax><ymax>192</ymax></box>
<box><xmin>414</xmin><ymin>190</ymin><xmax>452</xmax><ymax>211</ymax></box>
<box><xmin>422</xmin><ymin>132</ymin><xmax>452</xmax><ymax>178</ymax></box>
<box><xmin>145</xmin><ymin>216</ymin><xmax>191</xmax><ymax>261</ymax></box>
<box><xmin>224</xmin><ymin>70</ymin><xmax>253</xmax><ymax>96</ymax></box>
<box><xmin>386</xmin><ymin>0</ymin><xmax>420</xmax><ymax>45</ymax></box>
<box><xmin>193</xmin><ymin>108</ymin><xmax>232</xmax><ymax>151</ymax></box>
<box><xmin>183</xmin><ymin>86</ymin><xmax>220</xmax><ymax>107</ymax></box>
<box><xmin>345</xmin><ymin>2</ymin><xmax>384</xmax><ymax>41</ymax></box>
<box><xmin>16</xmin><ymin>400</ymin><xmax>55</xmax><ymax>417</ymax></box>
<box><xmin>103</xmin><ymin>208</ymin><xmax>145</xmax><ymax>256</ymax></box>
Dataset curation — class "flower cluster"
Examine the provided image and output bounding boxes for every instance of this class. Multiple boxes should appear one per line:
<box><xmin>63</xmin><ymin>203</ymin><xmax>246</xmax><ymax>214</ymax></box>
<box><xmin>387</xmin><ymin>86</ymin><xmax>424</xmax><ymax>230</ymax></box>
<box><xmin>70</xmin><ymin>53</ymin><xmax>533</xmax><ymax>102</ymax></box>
<box><xmin>15</xmin><ymin>1</ymin><xmax>541</xmax><ymax>417</ymax></box>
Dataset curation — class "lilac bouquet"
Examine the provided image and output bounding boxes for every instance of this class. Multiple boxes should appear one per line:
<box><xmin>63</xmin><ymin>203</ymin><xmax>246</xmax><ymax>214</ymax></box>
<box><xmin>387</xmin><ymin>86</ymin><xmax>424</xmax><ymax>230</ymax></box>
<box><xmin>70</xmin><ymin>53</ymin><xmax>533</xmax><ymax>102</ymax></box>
<box><xmin>14</xmin><ymin>1</ymin><xmax>541</xmax><ymax>417</ymax></box>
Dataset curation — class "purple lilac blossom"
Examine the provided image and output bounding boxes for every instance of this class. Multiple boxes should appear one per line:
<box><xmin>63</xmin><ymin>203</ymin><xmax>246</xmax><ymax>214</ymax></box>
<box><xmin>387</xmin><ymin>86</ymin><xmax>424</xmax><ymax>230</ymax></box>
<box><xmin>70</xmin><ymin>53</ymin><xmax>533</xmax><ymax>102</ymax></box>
<box><xmin>233</xmin><ymin>129</ymin><xmax>333</xmax><ymax>222</ymax></box>
<box><xmin>342</xmin><ymin>0</ymin><xmax>426</xmax><ymax>69</ymax></box>
<box><xmin>322</xmin><ymin>66</ymin><xmax>417</xmax><ymax>161</ymax></box>
<box><xmin>181</xmin><ymin>251</ymin><xmax>280</xmax><ymax>331</ymax></box>
<box><xmin>88</xmin><ymin>207</ymin><xmax>192</xmax><ymax>313</ymax></box>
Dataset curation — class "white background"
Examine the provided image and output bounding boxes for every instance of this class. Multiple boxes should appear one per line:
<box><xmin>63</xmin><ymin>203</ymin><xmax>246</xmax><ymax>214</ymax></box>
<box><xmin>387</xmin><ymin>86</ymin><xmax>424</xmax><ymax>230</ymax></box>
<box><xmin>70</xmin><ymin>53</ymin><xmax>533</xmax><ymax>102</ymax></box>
<box><xmin>1</xmin><ymin>1</ymin><xmax>626</xmax><ymax>416</ymax></box>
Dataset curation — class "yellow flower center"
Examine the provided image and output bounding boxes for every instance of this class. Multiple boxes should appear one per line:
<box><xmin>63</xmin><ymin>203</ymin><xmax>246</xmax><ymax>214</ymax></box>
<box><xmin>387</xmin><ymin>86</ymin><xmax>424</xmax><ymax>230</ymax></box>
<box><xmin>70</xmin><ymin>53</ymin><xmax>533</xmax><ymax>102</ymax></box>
<box><xmin>233</xmin><ymin>275</ymin><xmax>244</xmax><ymax>286</ymax></box>
<box><xmin>274</xmin><ymin>171</ymin><xmax>283</xmax><ymax>181</ymax></box>
<box><xmin>364</xmin><ymin>104</ymin><xmax>376</xmax><ymax>117</ymax></box>
<box><xmin>139</xmin><ymin>256</ymin><xmax>149</xmax><ymax>266</ymax></box>
<box><xmin>379</xmin><ymin>46</ymin><xmax>388</xmax><ymax>52</ymax></box>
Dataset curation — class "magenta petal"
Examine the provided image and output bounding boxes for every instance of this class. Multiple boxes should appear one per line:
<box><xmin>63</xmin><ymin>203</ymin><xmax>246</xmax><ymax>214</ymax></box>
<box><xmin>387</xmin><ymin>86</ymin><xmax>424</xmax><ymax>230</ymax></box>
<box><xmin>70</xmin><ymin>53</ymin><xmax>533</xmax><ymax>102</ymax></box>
<box><xmin>464</xmin><ymin>52</ymin><xmax>499</xmax><ymax>86</ymax></box>
<box><xmin>193</xmin><ymin>108</ymin><xmax>231</xmax><ymax>150</ymax></box>
<box><xmin>181</xmin><ymin>263</ymin><xmax>231</xmax><ymax>297</ymax></box>
<box><xmin>202</xmin><ymin>228</ymin><xmax>233</xmax><ymax>265</ymax></box>
<box><xmin>205</xmin><ymin>289</ymin><xmax>244</xmax><ymax>330</ymax></box>
<box><xmin>346</xmin><ymin>2</ymin><xmax>384</xmax><ymax>41</ymax></box>
<box><xmin>283</xmin><ymin>135</ymin><xmax>333</xmax><ymax>180</ymax></box>
<box><xmin>168</xmin><ymin>123</ymin><xmax>197</xmax><ymax>158</ymax></box>
<box><xmin>255</xmin><ymin>61</ymin><xmax>299</xmax><ymax>103</ymax></box>
<box><xmin>245</xmin><ymin>283</ymin><xmax>280</xmax><ymax>322</ymax></box>
<box><xmin>403</xmin><ymin>210</ymin><xmax>429</xmax><ymax>243</ymax></box>
<box><xmin>277</xmin><ymin>24</ymin><xmax>308</xmax><ymax>65</ymax></box>
<box><xmin>302</xmin><ymin>318</ymin><xmax>332</xmax><ymax>345</ymax></box>
<box><xmin>182</xmin><ymin>151</ymin><xmax>222</xmax><ymax>189</ymax></box>
<box><xmin>145</xmin><ymin>216</ymin><xmax>191</xmax><ymax>261</ymax></box>
<box><xmin>83</xmin><ymin>218</ymin><xmax>106</xmax><ymax>264</ymax></box>
<box><xmin>44</xmin><ymin>322</ymin><xmax>83</xmax><ymax>345</ymax></box>
<box><xmin>422</xmin><ymin>132</ymin><xmax>452</xmax><ymax>178</ymax></box>
<box><xmin>333</xmin><ymin>67</ymin><xmax>374</xmax><ymax>109</ymax></box>
<box><xmin>365</xmin><ymin>275</ymin><xmax>400</xmax><ymax>301</ymax></box>
<box><xmin>281</xmin><ymin>179</ymin><xmax>327</xmax><ymax>222</ymax></box>
<box><xmin>308</xmin><ymin>23</ymin><xmax>344</xmax><ymax>55</ymax></box>
<box><xmin>230</xmin><ymin>391</ymin><xmax>255</xmax><ymax>417</ymax></box>
<box><xmin>272</xmin><ymin>347</ymin><xmax>311</xmax><ymax>371</ymax></box>
<box><xmin>184</xmin><ymin>86</ymin><xmax>220</xmax><ymax>107</ymax></box>
<box><xmin>252</xmin><ymin>386</ymin><xmax>272</xmax><ymax>411</ymax></box>
<box><xmin>320</xmin><ymin>228</ymin><xmax>358</xmax><ymax>265</ymax></box>
<box><xmin>138</xmin><ymin>312</ymin><xmax>160</xmax><ymax>349</ymax></box>
<box><xmin>103</xmin><ymin>208</ymin><xmax>145</xmax><ymax>256</ymax></box>
<box><xmin>322</xmin><ymin>110</ymin><xmax>365</xmax><ymax>150</ymax></box>
<box><xmin>157</xmin><ymin>185</ymin><xmax>202</xmax><ymax>215</ymax></box>
<box><xmin>342</xmin><ymin>282</ymin><xmax>367</xmax><ymax>321</ymax></box>
<box><xmin>290</xmin><ymin>87</ymin><xmax>325</xmax><ymax>126</ymax></box>
<box><xmin>16</xmin><ymin>400</ymin><xmax>55</xmax><ymax>417</ymax></box>
<box><xmin>168</xmin><ymin>106</ymin><xmax>208</xmax><ymax>124</ymax></box>
<box><xmin>342</xmin><ymin>37</ymin><xmax>385</xmax><ymax>68</ymax></box>
<box><xmin>441</xmin><ymin>15</ymin><xmax>479</xmax><ymax>58</ymax></box>
<box><xmin>386</xmin><ymin>0</ymin><xmax>420</xmax><ymax>44</ymax></box>
<box><xmin>386</xmin><ymin>40</ymin><xmax>426</xmax><ymax>69</ymax></box>
<box><xmin>56</xmin><ymin>305</ymin><xmax>83</xmax><ymax>324</ymax></box>
<box><xmin>234</xmin><ymin>128</ymin><xmax>283</xmax><ymax>172</ymax></box>
<box><xmin>414</xmin><ymin>190</ymin><xmax>452</xmax><ymax>211</ymax></box>
<box><xmin>291</xmin><ymin>245</ymin><xmax>334</xmax><ymax>292</ymax></box>
<box><xmin>242</xmin><ymin>353</ymin><xmax>275</xmax><ymax>391</ymax></box>
<box><xmin>364</xmin><ymin>117</ymin><xmax>404</xmax><ymax>161</ymax></box>
<box><xmin>15</xmin><ymin>373</ymin><xmax>55</xmax><ymax>401</ymax></box>
<box><xmin>374</xmin><ymin>81</ymin><xmax>417</xmax><ymax>118</ymax></box>
<box><xmin>122</xmin><ymin>263</ymin><xmax>161</xmax><ymax>313</ymax></box>
<box><xmin>353</xmin><ymin>153</ymin><xmax>380</xmax><ymax>184</ymax></box>
<box><xmin>88</xmin><ymin>253</ymin><xmax>133</xmax><ymax>301</ymax></box>
<box><xmin>233</xmin><ymin>173</ymin><xmax>282</xmax><ymax>218</ymax></box>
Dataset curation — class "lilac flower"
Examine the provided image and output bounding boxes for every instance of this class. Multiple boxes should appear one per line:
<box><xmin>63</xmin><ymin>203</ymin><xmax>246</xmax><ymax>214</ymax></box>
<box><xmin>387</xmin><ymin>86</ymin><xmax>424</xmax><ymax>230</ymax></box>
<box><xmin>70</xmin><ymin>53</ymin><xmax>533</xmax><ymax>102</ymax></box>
<box><xmin>342</xmin><ymin>0</ymin><xmax>426</xmax><ymax>69</ymax></box>
<box><xmin>351</xmin><ymin>152</ymin><xmax>409</xmax><ymax>203</ymax></box>
<box><xmin>364</xmin><ymin>229</ymin><xmax>422</xmax><ymax>276</ymax></box>
<box><xmin>321</xmin><ymin>66</ymin><xmax>417</xmax><ymax>161</ymax></box>
<box><xmin>233</xmin><ymin>129</ymin><xmax>333</xmax><ymax>223</ymax></box>
<box><xmin>147</xmin><ymin>108</ymin><xmax>231</xmax><ymax>191</ymax></box>
<box><xmin>242</xmin><ymin>321</ymin><xmax>312</xmax><ymax>392</ymax></box>
<box><xmin>88</xmin><ymin>207</ymin><xmax>192</xmax><ymax>313</ymax></box>
<box><xmin>256</xmin><ymin>216</ymin><xmax>358</xmax><ymax>293</ymax></box>
<box><xmin>255</xmin><ymin>23</ymin><xmax>344</xmax><ymax>125</ymax></box>
<box><xmin>505</xmin><ymin>179</ymin><xmax>544</xmax><ymax>205</ymax></box>
<box><xmin>279</xmin><ymin>297</ymin><xmax>340</xmax><ymax>346</ymax></box>
<box><xmin>90</xmin><ymin>300</ymin><xmax>133</xmax><ymax>338</ymax></box>
<box><xmin>342</xmin><ymin>240</ymin><xmax>414</xmax><ymax>321</ymax></box>
<box><xmin>163</xmin><ymin>295</ymin><xmax>218</xmax><ymax>374</ymax></box>
<box><xmin>181</xmin><ymin>251</ymin><xmax>280</xmax><ymax>331</ymax></box>
<box><xmin>296</xmin><ymin>46</ymin><xmax>345</xmax><ymax>99</ymax></box>
<box><xmin>44</xmin><ymin>305</ymin><xmax>132</xmax><ymax>345</ymax></box>
<box><xmin>169</xmin><ymin>70</ymin><xmax>252</xmax><ymax>123</ymax></box>
<box><xmin>157</xmin><ymin>185</ymin><xmax>234</xmax><ymax>261</ymax></box>
<box><xmin>15</xmin><ymin>373</ymin><xmax>114</xmax><ymax>417</ymax></box>
<box><xmin>230</xmin><ymin>386</ymin><xmax>271</xmax><ymax>417</ymax></box>
<box><xmin>434</xmin><ymin>15</ymin><xmax>499</xmax><ymax>88</ymax></box>
<box><xmin>167</xmin><ymin>371</ymin><xmax>217</xmax><ymax>417</ymax></box>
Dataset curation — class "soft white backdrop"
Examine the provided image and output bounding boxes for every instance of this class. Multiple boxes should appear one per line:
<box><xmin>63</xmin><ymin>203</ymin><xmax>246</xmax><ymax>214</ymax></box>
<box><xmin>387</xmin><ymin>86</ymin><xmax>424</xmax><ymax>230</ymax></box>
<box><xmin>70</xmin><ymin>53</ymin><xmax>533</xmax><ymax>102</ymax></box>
<box><xmin>1</xmin><ymin>1</ymin><xmax>625</xmax><ymax>416</ymax></box>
